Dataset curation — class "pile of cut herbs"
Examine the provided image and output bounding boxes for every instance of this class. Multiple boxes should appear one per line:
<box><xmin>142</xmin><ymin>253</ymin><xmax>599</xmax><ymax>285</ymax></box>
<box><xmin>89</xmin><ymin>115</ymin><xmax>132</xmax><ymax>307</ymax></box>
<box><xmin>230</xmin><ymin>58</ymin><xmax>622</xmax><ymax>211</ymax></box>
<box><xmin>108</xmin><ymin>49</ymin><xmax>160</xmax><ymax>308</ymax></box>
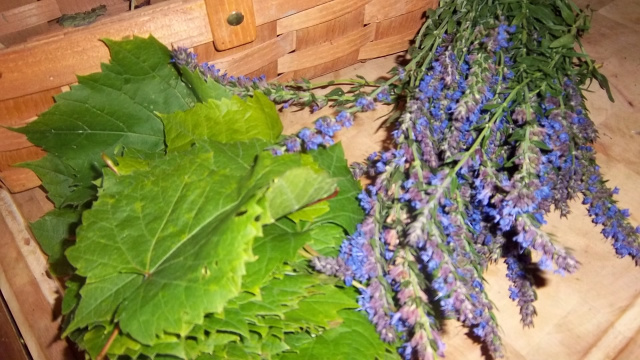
<box><xmin>11</xmin><ymin>0</ymin><xmax>640</xmax><ymax>359</ymax></box>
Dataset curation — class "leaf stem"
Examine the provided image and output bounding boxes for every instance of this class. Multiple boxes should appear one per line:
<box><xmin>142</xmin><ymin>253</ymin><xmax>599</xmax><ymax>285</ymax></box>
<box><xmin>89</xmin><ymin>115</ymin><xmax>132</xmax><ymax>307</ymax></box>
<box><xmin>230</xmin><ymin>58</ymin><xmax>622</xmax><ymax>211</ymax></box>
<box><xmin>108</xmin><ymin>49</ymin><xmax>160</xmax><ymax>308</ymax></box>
<box><xmin>97</xmin><ymin>326</ymin><xmax>119</xmax><ymax>360</ymax></box>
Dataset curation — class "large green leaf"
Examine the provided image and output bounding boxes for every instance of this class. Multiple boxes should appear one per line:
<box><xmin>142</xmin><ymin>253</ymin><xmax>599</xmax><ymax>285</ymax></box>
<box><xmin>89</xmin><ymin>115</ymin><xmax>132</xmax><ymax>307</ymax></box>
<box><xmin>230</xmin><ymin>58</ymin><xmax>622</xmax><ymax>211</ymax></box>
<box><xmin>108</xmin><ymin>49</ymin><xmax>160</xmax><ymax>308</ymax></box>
<box><xmin>277</xmin><ymin>310</ymin><xmax>398</xmax><ymax>360</ymax></box>
<box><xmin>17</xmin><ymin>155</ymin><xmax>97</xmax><ymax>207</ymax></box>
<box><xmin>65</xmin><ymin>147</ymin><xmax>336</xmax><ymax>344</ymax></box>
<box><xmin>162</xmin><ymin>92</ymin><xmax>282</xmax><ymax>152</ymax></box>
<box><xmin>13</xmin><ymin>36</ymin><xmax>195</xmax><ymax>188</ymax></box>
<box><xmin>281</xmin><ymin>285</ymin><xmax>359</xmax><ymax>330</ymax></box>
<box><xmin>242</xmin><ymin>220</ymin><xmax>313</xmax><ymax>292</ymax></box>
<box><xmin>30</xmin><ymin>208</ymin><xmax>81</xmax><ymax>275</ymax></box>
<box><xmin>310</xmin><ymin>144</ymin><xmax>364</xmax><ymax>233</ymax></box>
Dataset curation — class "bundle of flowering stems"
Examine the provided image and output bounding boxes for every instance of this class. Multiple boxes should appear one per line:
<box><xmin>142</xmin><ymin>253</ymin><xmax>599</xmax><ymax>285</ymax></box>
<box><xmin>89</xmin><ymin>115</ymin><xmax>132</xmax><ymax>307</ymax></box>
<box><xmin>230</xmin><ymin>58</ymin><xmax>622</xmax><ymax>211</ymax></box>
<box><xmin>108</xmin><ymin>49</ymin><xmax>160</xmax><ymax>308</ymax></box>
<box><xmin>173</xmin><ymin>0</ymin><xmax>640</xmax><ymax>358</ymax></box>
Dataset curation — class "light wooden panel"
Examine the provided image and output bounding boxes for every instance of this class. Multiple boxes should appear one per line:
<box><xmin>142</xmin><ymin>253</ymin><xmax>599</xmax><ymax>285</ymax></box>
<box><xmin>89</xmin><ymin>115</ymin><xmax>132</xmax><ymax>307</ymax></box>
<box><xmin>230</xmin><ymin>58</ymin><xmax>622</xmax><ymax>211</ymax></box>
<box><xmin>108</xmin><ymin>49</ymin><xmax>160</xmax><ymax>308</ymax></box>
<box><xmin>0</xmin><ymin>0</ymin><xmax>61</xmax><ymax>37</ymax></box>
<box><xmin>0</xmin><ymin>188</ymin><xmax>69</xmax><ymax>360</ymax></box>
<box><xmin>0</xmin><ymin>0</ymin><xmax>213</xmax><ymax>101</ymax></box>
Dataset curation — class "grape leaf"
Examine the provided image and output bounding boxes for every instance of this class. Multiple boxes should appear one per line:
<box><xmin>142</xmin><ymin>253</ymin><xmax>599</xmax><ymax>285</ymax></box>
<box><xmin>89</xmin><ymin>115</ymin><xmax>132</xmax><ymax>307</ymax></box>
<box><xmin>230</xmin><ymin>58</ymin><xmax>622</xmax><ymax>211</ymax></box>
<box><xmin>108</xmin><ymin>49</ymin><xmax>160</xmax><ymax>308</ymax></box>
<box><xmin>30</xmin><ymin>208</ymin><xmax>81</xmax><ymax>275</ymax></box>
<box><xmin>162</xmin><ymin>92</ymin><xmax>282</xmax><ymax>152</ymax></box>
<box><xmin>287</xmin><ymin>201</ymin><xmax>330</xmax><ymax>223</ymax></box>
<box><xmin>65</xmin><ymin>147</ymin><xmax>336</xmax><ymax>344</ymax></box>
<box><xmin>309</xmin><ymin>144</ymin><xmax>364</xmax><ymax>233</ymax></box>
<box><xmin>12</xmin><ymin>35</ymin><xmax>194</xmax><ymax>191</ymax></box>
<box><xmin>277</xmin><ymin>310</ymin><xmax>398</xmax><ymax>360</ymax></box>
<box><xmin>281</xmin><ymin>284</ymin><xmax>359</xmax><ymax>330</ymax></box>
<box><xmin>17</xmin><ymin>155</ymin><xmax>97</xmax><ymax>207</ymax></box>
<box><xmin>204</xmin><ymin>308</ymin><xmax>251</xmax><ymax>340</ymax></box>
<box><xmin>308</xmin><ymin>223</ymin><xmax>348</xmax><ymax>257</ymax></box>
<box><xmin>176</xmin><ymin>65</ymin><xmax>231</xmax><ymax>103</ymax></box>
<box><xmin>242</xmin><ymin>220</ymin><xmax>314</xmax><ymax>292</ymax></box>
<box><xmin>62</xmin><ymin>276</ymin><xmax>83</xmax><ymax>315</ymax></box>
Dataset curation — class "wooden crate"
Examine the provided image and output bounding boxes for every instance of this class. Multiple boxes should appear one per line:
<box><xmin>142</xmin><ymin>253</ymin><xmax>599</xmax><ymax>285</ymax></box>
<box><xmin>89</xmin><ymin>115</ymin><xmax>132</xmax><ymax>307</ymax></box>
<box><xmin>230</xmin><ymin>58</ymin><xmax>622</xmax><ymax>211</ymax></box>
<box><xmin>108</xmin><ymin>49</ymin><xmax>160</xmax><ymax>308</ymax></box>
<box><xmin>2</xmin><ymin>1</ymin><xmax>639</xmax><ymax>360</ymax></box>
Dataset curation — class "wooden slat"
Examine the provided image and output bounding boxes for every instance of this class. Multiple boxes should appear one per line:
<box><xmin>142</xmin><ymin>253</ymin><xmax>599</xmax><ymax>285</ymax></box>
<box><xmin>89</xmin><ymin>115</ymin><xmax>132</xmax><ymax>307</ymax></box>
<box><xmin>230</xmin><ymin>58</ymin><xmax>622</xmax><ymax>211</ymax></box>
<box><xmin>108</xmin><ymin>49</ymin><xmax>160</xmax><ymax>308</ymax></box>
<box><xmin>253</xmin><ymin>0</ymin><xmax>333</xmax><ymax>27</ymax></box>
<box><xmin>277</xmin><ymin>0</ymin><xmax>370</xmax><ymax>35</ymax></box>
<box><xmin>0</xmin><ymin>188</ymin><xmax>70</xmax><ymax>360</ymax></box>
<box><xmin>364</xmin><ymin>0</ymin><xmax>437</xmax><ymax>23</ymax></box>
<box><xmin>204</xmin><ymin>0</ymin><xmax>257</xmax><ymax>50</ymax></box>
<box><xmin>0</xmin><ymin>147</ymin><xmax>46</xmax><ymax>173</ymax></box>
<box><xmin>0</xmin><ymin>88</ymin><xmax>59</xmax><ymax>126</ymax></box>
<box><xmin>0</xmin><ymin>87</ymin><xmax>60</xmax><ymax>154</ymax></box>
<box><xmin>0</xmin><ymin>292</ymin><xmax>30</xmax><ymax>360</ymax></box>
<box><xmin>373</xmin><ymin>8</ymin><xmax>426</xmax><ymax>40</ymax></box>
<box><xmin>212</xmin><ymin>31</ymin><xmax>296</xmax><ymax>76</ymax></box>
<box><xmin>358</xmin><ymin>28</ymin><xmax>418</xmax><ymax>59</ymax></box>
<box><xmin>0</xmin><ymin>168</ymin><xmax>41</xmax><ymax>193</ymax></box>
<box><xmin>582</xmin><ymin>295</ymin><xmax>640</xmax><ymax>360</ymax></box>
<box><xmin>0</xmin><ymin>0</ymin><xmax>61</xmax><ymax>37</ymax></box>
<box><xmin>0</xmin><ymin>127</ymin><xmax>32</xmax><ymax>152</ymax></box>
<box><xmin>56</xmin><ymin>0</ymin><xmax>122</xmax><ymax>15</ymax></box>
<box><xmin>278</xmin><ymin>24</ymin><xmax>376</xmax><ymax>73</ymax></box>
<box><xmin>0</xmin><ymin>0</ymin><xmax>35</xmax><ymax>13</ymax></box>
<box><xmin>292</xmin><ymin>6</ymin><xmax>366</xmax><ymax>79</ymax></box>
<box><xmin>0</xmin><ymin>0</ymin><xmax>213</xmax><ymax>101</ymax></box>
<box><xmin>0</xmin><ymin>145</ymin><xmax>46</xmax><ymax>191</ymax></box>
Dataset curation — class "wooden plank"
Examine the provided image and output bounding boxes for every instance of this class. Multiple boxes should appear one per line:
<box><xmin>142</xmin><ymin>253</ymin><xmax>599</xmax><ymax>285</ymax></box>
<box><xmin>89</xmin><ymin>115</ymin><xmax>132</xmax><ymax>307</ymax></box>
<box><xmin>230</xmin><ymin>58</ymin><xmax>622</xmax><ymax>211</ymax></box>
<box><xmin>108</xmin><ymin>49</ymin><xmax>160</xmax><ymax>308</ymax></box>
<box><xmin>364</xmin><ymin>0</ymin><xmax>437</xmax><ymax>23</ymax></box>
<box><xmin>204</xmin><ymin>0</ymin><xmax>257</xmax><ymax>50</ymax></box>
<box><xmin>0</xmin><ymin>22</ymin><xmax>50</xmax><ymax>48</ymax></box>
<box><xmin>0</xmin><ymin>167</ymin><xmax>41</xmax><ymax>193</ymax></box>
<box><xmin>583</xmin><ymin>295</ymin><xmax>640</xmax><ymax>360</ymax></box>
<box><xmin>252</xmin><ymin>0</ymin><xmax>333</xmax><ymax>27</ymax></box>
<box><xmin>0</xmin><ymin>87</ymin><xmax>60</xmax><ymax>154</ymax></box>
<box><xmin>0</xmin><ymin>146</ymin><xmax>46</xmax><ymax>192</ymax></box>
<box><xmin>276</xmin><ymin>0</ymin><xmax>370</xmax><ymax>35</ymax></box>
<box><xmin>358</xmin><ymin>27</ymin><xmax>420</xmax><ymax>60</ymax></box>
<box><xmin>0</xmin><ymin>0</ymin><xmax>35</xmax><ymax>13</ymax></box>
<box><xmin>0</xmin><ymin>292</ymin><xmax>30</xmax><ymax>360</ymax></box>
<box><xmin>0</xmin><ymin>0</ymin><xmax>61</xmax><ymax>37</ymax></box>
<box><xmin>0</xmin><ymin>188</ymin><xmax>71</xmax><ymax>360</ymax></box>
<box><xmin>372</xmin><ymin>8</ymin><xmax>425</xmax><ymax>40</ymax></box>
<box><xmin>292</xmin><ymin>7</ymin><xmax>365</xmax><ymax>79</ymax></box>
<box><xmin>211</xmin><ymin>31</ymin><xmax>296</xmax><ymax>76</ymax></box>
<box><xmin>0</xmin><ymin>147</ymin><xmax>46</xmax><ymax>172</ymax></box>
<box><xmin>278</xmin><ymin>24</ymin><xmax>375</xmax><ymax>73</ymax></box>
<box><xmin>0</xmin><ymin>0</ymin><xmax>213</xmax><ymax>101</ymax></box>
<box><xmin>56</xmin><ymin>0</ymin><xmax>123</xmax><ymax>15</ymax></box>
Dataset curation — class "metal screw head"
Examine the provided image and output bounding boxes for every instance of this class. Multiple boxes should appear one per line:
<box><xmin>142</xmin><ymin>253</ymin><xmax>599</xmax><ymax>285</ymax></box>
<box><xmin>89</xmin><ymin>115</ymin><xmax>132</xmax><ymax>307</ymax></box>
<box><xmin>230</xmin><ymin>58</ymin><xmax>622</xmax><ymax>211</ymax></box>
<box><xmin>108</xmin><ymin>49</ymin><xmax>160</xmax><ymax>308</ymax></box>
<box><xmin>227</xmin><ymin>11</ymin><xmax>244</xmax><ymax>26</ymax></box>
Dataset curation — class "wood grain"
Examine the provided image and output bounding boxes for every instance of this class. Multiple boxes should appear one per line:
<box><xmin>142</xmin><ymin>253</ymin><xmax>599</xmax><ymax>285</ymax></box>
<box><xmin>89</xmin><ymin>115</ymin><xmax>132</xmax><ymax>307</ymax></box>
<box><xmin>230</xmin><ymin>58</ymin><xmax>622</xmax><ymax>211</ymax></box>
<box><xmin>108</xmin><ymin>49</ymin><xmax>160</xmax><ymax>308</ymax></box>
<box><xmin>204</xmin><ymin>0</ymin><xmax>257</xmax><ymax>50</ymax></box>
<box><xmin>0</xmin><ymin>292</ymin><xmax>30</xmax><ymax>360</ymax></box>
<box><xmin>364</xmin><ymin>0</ymin><xmax>437</xmax><ymax>23</ymax></box>
<box><xmin>276</xmin><ymin>0</ymin><xmax>369</xmax><ymax>35</ymax></box>
<box><xmin>210</xmin><ymin>31</ymin><xmax>295</xmax><ymax>76</ymax></box>
<box><xmin>0</xmin><ymin>189</ymin><xmax>70</xmax><ymax>360</ymax></box>
<box><xmin>291</xmin><ymin>6</ymin><xmax>365</xmax><ymax>79</ymax></box>
<box><xmin>278</xmin><ymin>24</ymin><xmax>375</xmax><ymax>73</ymax></box>
<box><xmin>56</xmin><ymin>0</ymin><xmax>124</xmax><ymax>15</ymax></box>
<box><xmin>193</xmin><ymin>21</ymin><xmax>280</xmax><ymax>79</ymax></box>
<box><xmin>252</xmin><ymin>0</ymin><xmax>333</xmax><ymax>27</ymax></box>
<box><xmin>0</xmin><ymin>0</ymin><xmax>61</xmax><ymax>37</ymax></box>
<box><xmin>0</xmin><ymin>0</ymin><xmax>213</xmax><ymax>101</ymax></box>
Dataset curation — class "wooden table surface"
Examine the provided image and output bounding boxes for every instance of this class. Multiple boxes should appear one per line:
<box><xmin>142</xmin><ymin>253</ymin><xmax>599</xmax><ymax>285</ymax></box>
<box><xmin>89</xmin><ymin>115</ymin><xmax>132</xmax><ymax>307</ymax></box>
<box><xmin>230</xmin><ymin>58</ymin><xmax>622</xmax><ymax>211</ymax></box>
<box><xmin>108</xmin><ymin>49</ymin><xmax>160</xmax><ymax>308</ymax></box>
<box><xmin>1</xmin><ymin>0</ymin><xmax>638</xmax><ymax>359</ymax></box>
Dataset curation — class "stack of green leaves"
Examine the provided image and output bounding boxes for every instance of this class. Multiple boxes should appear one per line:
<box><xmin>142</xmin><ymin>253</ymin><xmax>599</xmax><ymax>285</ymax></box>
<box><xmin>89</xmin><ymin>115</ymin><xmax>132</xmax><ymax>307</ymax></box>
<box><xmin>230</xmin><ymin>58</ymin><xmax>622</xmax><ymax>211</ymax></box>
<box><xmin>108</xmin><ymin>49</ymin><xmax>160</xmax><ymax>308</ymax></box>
<box><xmin>13</xmin><ymin>37</ymin><xmax>398</xmax><ymax>359</ymax></box>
